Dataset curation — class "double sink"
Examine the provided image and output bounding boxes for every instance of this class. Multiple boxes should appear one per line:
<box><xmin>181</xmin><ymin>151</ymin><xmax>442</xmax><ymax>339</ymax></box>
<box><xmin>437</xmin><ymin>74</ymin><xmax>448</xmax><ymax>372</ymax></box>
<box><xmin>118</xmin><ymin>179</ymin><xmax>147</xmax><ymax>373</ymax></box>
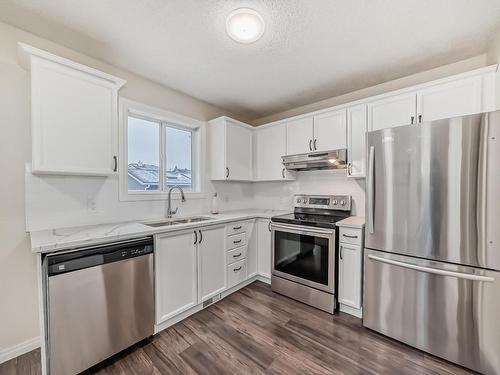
<box><xmin>143</xmin><ymin>216</ymin><xmax>213</xmax><ymax>228</ymax></box>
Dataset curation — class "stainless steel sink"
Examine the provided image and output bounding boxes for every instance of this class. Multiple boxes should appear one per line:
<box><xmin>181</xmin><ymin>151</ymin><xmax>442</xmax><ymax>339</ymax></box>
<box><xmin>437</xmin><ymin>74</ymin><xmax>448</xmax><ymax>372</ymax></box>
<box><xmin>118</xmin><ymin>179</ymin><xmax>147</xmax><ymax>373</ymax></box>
<box><xmin>143</xmin><ymin>216</ymin><xmax>213</xmax><ymax>227</ymax></box>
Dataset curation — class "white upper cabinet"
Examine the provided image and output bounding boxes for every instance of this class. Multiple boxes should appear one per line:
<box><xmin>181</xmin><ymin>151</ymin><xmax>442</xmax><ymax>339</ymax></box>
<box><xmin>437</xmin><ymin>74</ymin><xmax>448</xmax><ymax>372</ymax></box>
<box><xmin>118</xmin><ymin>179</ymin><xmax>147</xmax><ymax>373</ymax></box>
<box><xmin>347</xmin><ymin>104</ymin><xmax>368</xmax><ymax>178</ymax></box>
<box><xmin>368</xmin><ymin>92</ymin><xmax>417</xmax><ymax>131</ymax></box>
<box><xmin>254</xmin><ymin>123</ymin><xmax>295</xmax><ymax>181</ymax></box>
<box><xmin>416</xmin><ymin>75</ymin><xmax>482</xmax><ymax>123</ymax></box>
<box><xmin>208</xmin><ymin>117</ymin><xmax>253</xmax><ymax>181</ymax></box>
<box><xmin>286</xmin><ymin>117</ymin><xmax>314</xmax><ymax>155</ymax></box>
<box><xmin>18</xmin><ymin>43</ymin><xmax>126</xmax><ymax>175</ymax></box>
<box><xmin>313</xmin><ymin>109</ymin><xmax>347</xmax><ymax>152</ymax></box>
<box><xmin>197</xmin><ymin>226</ymin><xmax>226</xmax><ymax>303</ymax></box>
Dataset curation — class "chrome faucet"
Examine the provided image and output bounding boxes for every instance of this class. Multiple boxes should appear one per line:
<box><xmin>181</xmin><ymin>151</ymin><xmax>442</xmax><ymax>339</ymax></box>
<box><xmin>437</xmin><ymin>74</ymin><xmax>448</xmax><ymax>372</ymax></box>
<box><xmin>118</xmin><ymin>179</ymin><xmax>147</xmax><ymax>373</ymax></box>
<box><xmin>166</xmin><ymin>185</ymin><xmax>186</xmax><ymax>218</ymax></box>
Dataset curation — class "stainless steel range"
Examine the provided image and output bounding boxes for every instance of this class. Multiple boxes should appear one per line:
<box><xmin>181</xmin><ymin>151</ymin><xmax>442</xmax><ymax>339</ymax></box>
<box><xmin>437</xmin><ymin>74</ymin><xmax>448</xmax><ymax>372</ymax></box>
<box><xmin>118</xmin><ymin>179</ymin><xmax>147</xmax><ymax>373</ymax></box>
<box><xmin>270</xmin><ymin>194</ymin><xmax>351</xmax><ymax>313</ymax></box>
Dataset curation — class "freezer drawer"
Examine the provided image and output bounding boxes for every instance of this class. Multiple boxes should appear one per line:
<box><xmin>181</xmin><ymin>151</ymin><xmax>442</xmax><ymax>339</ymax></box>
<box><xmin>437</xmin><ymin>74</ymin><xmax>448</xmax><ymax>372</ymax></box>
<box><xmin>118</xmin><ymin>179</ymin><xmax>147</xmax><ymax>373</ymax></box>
<box><xmin>363</xmin><ymin>249</ymin><xmax>500</xmax><ymax>374</ymax></box>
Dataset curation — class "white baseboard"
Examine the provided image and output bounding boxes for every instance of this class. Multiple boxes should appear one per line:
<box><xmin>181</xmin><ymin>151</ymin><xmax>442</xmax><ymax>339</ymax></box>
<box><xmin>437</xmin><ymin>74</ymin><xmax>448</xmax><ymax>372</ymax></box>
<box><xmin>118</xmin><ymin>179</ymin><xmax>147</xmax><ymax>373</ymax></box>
<box><xmin>256</xmin><ymin>273</ymin><xmax>270</xmax><ymax>284</ymax></box>
<box><xmin>339</xmin><ymin>304</ymin><xmax>363</xmax><ymax>318</ymax></box>
<box><xmin>0</xmin><ymin>336</ymin><xmax>40</xmax><ymax>364</ymax></box>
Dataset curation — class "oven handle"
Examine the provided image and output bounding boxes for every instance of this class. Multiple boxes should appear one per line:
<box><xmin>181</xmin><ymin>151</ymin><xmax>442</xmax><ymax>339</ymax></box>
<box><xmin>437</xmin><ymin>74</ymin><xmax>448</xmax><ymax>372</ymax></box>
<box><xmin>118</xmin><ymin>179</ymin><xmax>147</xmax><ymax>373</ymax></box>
<box><xmin>270</xmin><ymin>222</ymin><xmax>334</xmax><ymax>235</ymax></box>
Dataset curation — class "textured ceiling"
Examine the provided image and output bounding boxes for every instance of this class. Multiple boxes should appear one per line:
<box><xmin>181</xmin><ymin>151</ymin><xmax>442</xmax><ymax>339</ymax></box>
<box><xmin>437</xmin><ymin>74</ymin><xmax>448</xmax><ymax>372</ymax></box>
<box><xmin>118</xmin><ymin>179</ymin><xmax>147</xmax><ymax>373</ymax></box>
<box><xmin>1</xmin><ymin>0</ymin><xmax>500</xmax><ymax>121</ymax></box>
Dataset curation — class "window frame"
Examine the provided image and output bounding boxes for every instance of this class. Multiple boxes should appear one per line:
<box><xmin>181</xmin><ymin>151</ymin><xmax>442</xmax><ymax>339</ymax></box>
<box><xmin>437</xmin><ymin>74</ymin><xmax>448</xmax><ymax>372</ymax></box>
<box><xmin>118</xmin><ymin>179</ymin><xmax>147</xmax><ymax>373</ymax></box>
<box><xmin>119</xmin><ymin>98</ymin><xmax>205</xmax><ymax>201</ymax></box>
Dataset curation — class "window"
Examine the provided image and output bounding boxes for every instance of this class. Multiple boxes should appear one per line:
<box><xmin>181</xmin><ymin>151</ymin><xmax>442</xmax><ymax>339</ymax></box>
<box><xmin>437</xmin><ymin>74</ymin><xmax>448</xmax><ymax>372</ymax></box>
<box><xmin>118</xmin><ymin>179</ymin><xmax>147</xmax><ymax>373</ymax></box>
<box><xmin>120</xmin><ymin>100</ymin><xmax>201</xmax><ymax>200</ymax></box>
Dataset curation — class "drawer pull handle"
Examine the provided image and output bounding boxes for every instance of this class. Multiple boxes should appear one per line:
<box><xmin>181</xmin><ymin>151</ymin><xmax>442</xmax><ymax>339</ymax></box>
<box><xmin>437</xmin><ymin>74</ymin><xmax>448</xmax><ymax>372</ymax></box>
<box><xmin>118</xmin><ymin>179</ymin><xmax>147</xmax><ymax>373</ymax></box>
<box><xmin>233</xmin><ymin>253</ymin><xmax>242</xmax><ymax>258</ymax></box>
<box><xmin>233</xmin><ymin>226</ymin><xmax>242</xmax><ymax>230</ymax></box>
<box><xmin>233</xmin><ymin>266</ymin><xmax>242</xmax><ymax>272</ymax></box>
<box><xmin>343</xmin><ymin>234</ymin><xmax>358</xmax><ymax>239</ymax></box>
<box><xmin>233</xmin><ymin>239</ymin><xmax>242</xmax><ymax>244</ymax></box>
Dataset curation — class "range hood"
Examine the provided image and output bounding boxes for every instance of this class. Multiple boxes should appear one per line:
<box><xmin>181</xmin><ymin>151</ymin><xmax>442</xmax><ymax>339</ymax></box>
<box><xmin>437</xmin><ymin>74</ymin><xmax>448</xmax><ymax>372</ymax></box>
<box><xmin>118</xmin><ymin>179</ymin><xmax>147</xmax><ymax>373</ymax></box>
<box><xmin>282</xmin><ymin>149</ymin><xmax>347</xmax><ymax>171</ymax></box>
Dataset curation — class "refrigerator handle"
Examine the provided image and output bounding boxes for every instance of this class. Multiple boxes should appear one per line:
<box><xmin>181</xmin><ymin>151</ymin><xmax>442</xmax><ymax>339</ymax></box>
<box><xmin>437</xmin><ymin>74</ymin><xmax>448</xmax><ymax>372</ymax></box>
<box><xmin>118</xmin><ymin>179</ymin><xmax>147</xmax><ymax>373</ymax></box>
<box><xmin>367</xmin><ymin>146</ymin><xmax>375</xmax><ymax>234</ymax></box>
<box><xmin>476</xmin><ymin>113</ymin><xmax>489</xmax><ymax>265</ymax></box>
<box><xmin>367</xmin><ymin>255</ymin><xmax>495</xmax><ymax>282</ymax></box>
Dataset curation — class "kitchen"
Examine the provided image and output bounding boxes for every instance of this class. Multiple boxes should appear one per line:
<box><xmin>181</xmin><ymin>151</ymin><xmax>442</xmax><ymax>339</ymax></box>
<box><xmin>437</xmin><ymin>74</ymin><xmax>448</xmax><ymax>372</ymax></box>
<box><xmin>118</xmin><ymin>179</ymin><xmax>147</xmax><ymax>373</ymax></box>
<box><xmin>1</xmin><ymin>1</ymin><xmax>500</xmax><ymax>374</ymax></box>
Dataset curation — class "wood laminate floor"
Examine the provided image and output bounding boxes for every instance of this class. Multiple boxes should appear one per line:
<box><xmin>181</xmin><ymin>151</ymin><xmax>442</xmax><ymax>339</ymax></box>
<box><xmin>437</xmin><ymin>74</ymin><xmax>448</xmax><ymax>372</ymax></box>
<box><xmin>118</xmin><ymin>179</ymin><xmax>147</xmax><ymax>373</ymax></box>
<box><xmin>1</xmin><ymin>281</ymin><xmax>474</xmax><ymax>375</ymax></box>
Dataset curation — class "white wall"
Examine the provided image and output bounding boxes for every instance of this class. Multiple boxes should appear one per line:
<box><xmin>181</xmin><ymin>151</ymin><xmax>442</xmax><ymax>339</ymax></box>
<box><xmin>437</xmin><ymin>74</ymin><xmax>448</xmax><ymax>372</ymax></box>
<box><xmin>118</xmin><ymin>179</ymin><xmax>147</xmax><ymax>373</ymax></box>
<box><xmin>253</xmin><ymin>54</ymin><xmax>490</xmax><ymax>125</ymax></box>
<box><xmin>0</xmin><ymin>20</ymin><xmax>249</xmax><ymax>356</ymax></box>
<box><xmin>253</xmin><ymin>171</ymin><xmax>365</xmax><ymax>216</ymax></box>
<box><xmin>487</xmin><ymin>27</ymin><xmax>500</xmax><ymax>110</ymax></box>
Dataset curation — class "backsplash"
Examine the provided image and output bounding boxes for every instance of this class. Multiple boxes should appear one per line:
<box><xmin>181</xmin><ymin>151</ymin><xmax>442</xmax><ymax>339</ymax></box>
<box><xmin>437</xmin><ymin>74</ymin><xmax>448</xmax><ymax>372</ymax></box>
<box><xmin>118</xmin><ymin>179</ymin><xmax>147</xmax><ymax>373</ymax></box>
<box><xmin>25</xmin><ymin>167</ymin><xmax>364</xmax><ymax>231</ymax></box>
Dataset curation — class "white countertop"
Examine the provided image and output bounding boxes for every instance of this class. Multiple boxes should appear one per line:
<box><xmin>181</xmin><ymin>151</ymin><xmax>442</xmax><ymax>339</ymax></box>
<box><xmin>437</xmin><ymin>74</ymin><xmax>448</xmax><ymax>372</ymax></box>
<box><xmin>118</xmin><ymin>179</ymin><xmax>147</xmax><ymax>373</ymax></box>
<box><xmin>336</xmin><ymin>216</ymin><xmax>365</xmax><ymax>229</ymax></box>
<box><xmin>29</xmin><ymin>209</ymin><xmax>289</xmax><ymax>254</ymax></box>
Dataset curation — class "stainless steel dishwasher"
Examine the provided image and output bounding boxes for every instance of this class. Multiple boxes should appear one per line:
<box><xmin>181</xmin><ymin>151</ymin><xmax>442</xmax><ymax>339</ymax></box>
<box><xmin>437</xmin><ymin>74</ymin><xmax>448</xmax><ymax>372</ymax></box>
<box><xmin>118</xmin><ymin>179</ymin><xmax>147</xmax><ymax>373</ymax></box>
<box><xmin>43</xmin><ymin>237</ymin><xmax>154</xmax><ymax>375</ymax></box>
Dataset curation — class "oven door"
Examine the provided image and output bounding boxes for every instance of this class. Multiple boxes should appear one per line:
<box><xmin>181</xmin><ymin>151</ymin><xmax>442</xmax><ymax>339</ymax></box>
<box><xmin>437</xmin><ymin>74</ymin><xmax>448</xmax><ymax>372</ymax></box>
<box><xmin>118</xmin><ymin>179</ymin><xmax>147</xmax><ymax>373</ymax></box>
<box><xmin>271</xmin><ymin>223</ymin><xmax>335</xmax><ymax>293</ymax></box>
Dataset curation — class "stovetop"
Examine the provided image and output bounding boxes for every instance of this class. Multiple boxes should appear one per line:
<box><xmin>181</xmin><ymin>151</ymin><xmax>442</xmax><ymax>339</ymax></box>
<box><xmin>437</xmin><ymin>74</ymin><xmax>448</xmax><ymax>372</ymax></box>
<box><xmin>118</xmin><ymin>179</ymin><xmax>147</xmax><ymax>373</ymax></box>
<box><xmin>271</xmin><ymin>211</ymin><xmax>350</xmax><ymax>229</ymax></box>
<box><xmin>271</xmin><ymin>194</ymin><xmax>352</xmax><ymax>229</ymax></box>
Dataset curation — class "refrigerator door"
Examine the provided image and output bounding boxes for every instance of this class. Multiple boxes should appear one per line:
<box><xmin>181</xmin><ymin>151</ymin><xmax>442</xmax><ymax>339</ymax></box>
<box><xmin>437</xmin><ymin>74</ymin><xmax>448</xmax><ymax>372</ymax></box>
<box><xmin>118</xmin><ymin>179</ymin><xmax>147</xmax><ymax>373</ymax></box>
<box><xmin>363</xmin><ymin>249</ymin><xmax>500</xmax><ymax>375</ymax></box>
<box><xmin>365</xmin><ymin>111</ymin><xmax>500</xmax><ymax>270</ymax></box>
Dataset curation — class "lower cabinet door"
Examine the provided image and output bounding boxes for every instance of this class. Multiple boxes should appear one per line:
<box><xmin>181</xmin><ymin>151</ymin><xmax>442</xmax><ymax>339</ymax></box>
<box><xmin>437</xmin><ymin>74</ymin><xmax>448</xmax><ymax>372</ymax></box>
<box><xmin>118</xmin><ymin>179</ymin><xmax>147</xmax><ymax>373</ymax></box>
<box><xmin>198</xmin><ymin>226</ymin><xmax>227</xmax><ymax>302</ymax></box>
<box><xmin>338</xmin><ymin>243</ymin><xmax>362</xmax><ymax>309</ymax></box>
<box><xmin>155</xmin><ymin>230</ymin><xmax>198</xmax><ymax>324</ymax></box>
<box><xmin>227</xmin><ymin>259</ymin><xmax>247</xmax><ymax>288</ymax></box>
<box><xmin>246</xmin><ymin>220</ymin><xmax>258</xmax><ymax>277</ymax></box>
<box><xmin>257</xmin><ymin>219</ymin><xmax>272</xmax><ymax>278</ymax></box>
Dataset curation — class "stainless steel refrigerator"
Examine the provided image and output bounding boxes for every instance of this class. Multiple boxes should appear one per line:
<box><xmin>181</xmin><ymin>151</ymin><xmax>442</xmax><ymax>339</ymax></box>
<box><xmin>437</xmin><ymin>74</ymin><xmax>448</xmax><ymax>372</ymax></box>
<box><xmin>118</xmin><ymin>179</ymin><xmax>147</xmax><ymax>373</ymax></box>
<box><xmin>364</xmin><ymin>110</ymin><xmax>500</xmax><ymax>375</ymax></box>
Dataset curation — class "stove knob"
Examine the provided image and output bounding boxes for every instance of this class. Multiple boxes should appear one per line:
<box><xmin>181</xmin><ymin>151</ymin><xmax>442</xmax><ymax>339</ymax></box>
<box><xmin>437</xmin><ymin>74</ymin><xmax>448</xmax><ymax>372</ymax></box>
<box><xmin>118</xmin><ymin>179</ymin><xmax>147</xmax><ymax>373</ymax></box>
<box><xmin>340</xmin><ymin>200</ymin><xmax>346</xmax><ymax>206</ymax></box>
<box><xmin>296</xmin><ymin>198</ymin><xmax>301</xmax><ymax>203</ymax></box>
<box><xmin>333</xmin><ymin>199</ymin><xmax>338</xmax><ymax>205</ymax></box>
<box><xmin>302</xmin><ymin>198</ymin><xmax>307</xmax><ymax>203</ymax></box>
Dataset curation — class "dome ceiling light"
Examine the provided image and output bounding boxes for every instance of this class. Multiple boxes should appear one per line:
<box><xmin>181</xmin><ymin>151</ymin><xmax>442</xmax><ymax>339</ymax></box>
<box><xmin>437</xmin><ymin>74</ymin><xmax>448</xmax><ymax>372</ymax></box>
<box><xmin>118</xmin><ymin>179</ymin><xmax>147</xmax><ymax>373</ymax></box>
<box><xmin>225</xmin><ymin>8</ymin><xmax>265</xmax><ymax>44</ymax></box>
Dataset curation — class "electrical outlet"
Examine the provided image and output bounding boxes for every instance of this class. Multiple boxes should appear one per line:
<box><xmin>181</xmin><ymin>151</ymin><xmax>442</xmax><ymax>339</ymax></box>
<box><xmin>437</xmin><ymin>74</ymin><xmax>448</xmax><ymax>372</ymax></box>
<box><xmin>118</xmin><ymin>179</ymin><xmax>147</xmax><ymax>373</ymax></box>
<box><xmin>86</xmin><ymin>196</ymin><xmax>97</xmax><ymax>213</ymax></box>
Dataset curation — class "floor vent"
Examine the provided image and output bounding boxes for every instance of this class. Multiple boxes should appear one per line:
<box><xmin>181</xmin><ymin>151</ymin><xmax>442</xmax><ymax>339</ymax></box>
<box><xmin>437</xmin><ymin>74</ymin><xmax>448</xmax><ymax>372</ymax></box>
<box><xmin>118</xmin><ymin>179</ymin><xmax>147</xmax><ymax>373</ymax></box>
<box><xmin>203</xmin><ymin>293</ymin><xmax>221</xmax><ymax>308</ymax></box>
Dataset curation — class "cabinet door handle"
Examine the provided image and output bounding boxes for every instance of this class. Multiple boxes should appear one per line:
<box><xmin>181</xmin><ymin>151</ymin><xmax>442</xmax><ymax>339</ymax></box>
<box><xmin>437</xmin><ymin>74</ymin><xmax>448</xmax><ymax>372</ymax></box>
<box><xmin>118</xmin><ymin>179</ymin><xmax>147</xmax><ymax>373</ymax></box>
<box><xmin>233</xmin><ymin>225</ymin><xmax>242</xmax><ymax>230</ymax></box>
<box><xmin>198</xmin><ymin>230</ymin><xmax>203</xmax><ymax>244</ymax></box>
<box><xmin>194</xmin><ymin>230</ymin><xmax>198</xmax><ymax>245</ymax></box>
<box><xmin>340</xmin><ymin>245</ymin><xmax>343</xmax><ymax>260</ymax></box>
<box><xmin>282</xmin><ymin>168</ymin><xmax>285</xmax><ymax>179</ymax></box>
<box><xmin>343</xmin><ymin>234</ymin><xmax>358</xmax><ymax>239</ymax></box>
<box><xmin>347</xmin><ymin>162</ymin><xmax>352</xmax><ymax>176</ymax></box>
<box><xmin>233</xmin><ymin>239</ymin><xmax>242</xmax><ymax>244</ymax></box>
<box><xmin>113</xmin><ymin>155</ymin><xmax>118</xmax><ymax>172</ymax></box>
<box><xmin>313</xmin><ymin>139</ymin><xmax>317</xmax><ymax>150</ymax></box>
<box><xmin>411</xmin><ymin>116</ymin><xmax>415</xmax><ymax>124</ymax></box>
<box><xmin>309</xmin><ymin>139</ymin><xmax>313</xmax><ymax>151</ymax></box>
<box><xmin>418</xmin><ymin>114</ymin><xmax>422</xmax><ymax>123</ymax></box>
<box><xmin>233</xmin><ymin>253</ymin><xmax>242</xmax><ymax>258</ymax></box>
<box><xmin>233</xmin><ymin>266</ymin><xmax>242</xmax><ymax>272</ymax></box>
<box><xmin>268</xmin><ymin>221</ymin><xmax>272</xmax><ymax>232</ymax></box>
<box><xmin>226</xmin><ymin>168</ymin><xmax>229</xmax><ymax>179</ymax></box>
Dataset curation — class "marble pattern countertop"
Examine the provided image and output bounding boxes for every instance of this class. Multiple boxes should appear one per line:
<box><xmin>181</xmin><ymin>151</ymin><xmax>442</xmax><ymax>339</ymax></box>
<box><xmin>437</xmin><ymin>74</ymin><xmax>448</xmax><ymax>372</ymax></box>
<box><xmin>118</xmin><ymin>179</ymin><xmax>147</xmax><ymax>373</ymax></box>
<box><xmin>336</xmin><ymin>216</ymin><xmax>365</xmax><ymax>228</ymax></box>
<box><xmin>30</xmin><ymin>209</ymin><xmax>290</xmax><ymax>254</ymax></box>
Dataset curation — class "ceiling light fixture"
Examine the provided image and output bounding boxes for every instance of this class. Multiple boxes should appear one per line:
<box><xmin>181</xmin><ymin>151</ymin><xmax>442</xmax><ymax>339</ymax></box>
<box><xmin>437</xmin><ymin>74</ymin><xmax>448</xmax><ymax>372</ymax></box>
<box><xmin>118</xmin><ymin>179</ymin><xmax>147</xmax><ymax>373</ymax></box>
<box><xmin>226</xmin><ymin>8</ymin><xmax>265</xmax><ymax>44</ymax></box>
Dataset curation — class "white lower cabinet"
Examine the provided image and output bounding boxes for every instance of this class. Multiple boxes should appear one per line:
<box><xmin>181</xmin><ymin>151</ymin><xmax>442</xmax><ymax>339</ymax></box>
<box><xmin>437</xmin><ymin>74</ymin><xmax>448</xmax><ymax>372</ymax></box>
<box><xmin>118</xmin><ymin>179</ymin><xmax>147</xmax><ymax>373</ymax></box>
<box><xmin>338</xmin><ymin>243</ymin><xmax>362</xmax><ymax>309</ymax></box>
<box><xmin>227</xmin><ymin>259</ymin><xmax>247</xmax><ymax>288</ymax></box>
<box><xmin>257</xmin><ymin>219</ymin><xmax>272</xmax><ymax>278</ymax></box>
<box><xmin>197</xmin><ymin>226</ymin><xmax>226</xmax><ymax>303</ymax></box>
<box><xmin>337</xmin><ymin>224</ymin><xmax>364</xmax><ymax>317</ymax></box>
<box><xmin>155</xmin><ymin>230</ymin><xmax>198</xmax><ymax>324</ymax></box>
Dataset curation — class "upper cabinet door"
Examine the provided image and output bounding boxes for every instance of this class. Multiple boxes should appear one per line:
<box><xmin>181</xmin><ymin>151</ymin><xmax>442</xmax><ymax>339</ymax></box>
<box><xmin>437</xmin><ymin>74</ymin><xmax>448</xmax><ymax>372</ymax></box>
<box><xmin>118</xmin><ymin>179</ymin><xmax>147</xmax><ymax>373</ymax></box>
<box><xmin>225</xmin><ymin>119</ymin><xmax>253</xmax><ymax>181</ymax></box>
<box><xmin>347</xmin><ymin>104</ymin><xmax>367</xmax><ymax>178</ymax></box>
<box><xmin>313</xmin><ymin>109</ymin><xmax>347</xmax><ymax>152</ymax></box>
<box><xmin>255</xmin><ymin>123</ymin><xmax>293</xmax><ymax>181</ymax></box>
<box><xmin>368</xmin><ymin>92</ymin><xmax>417</xmax><ymax>131</ymax></box>
<box><xmin>197</xmin><ymin>226</ymin><xmax>226</xmax><ymax>303</ymax></box>
<box><xmin>417</xmin><ymin>76</ymin><xmax>482</xmax><ymax>123</ymax></box>
<box><xmin>20</xmin><ymin>44</ymin><xmax>125</xmax><ymax>175</ymax></box>
<box><xmin>286</xmin><ymin>117</ymin><xmax>314</xmax><ymax>155</ymax></box>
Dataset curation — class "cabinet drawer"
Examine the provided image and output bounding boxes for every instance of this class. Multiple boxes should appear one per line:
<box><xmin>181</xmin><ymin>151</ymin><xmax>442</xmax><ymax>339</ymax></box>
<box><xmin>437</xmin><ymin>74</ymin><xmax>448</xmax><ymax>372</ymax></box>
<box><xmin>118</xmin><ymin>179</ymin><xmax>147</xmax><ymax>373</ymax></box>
<box><xmin>226</xmin><ymin>232</ymin><xmax>247</xmax><ymax>250</ymax></box>
<box><xmin>226</xmin><ymin>221</ymin><xmax>248</xmax><ymax>235</ymax></box>
<box><xmin>227</xmin><ymin>246</ymin><xmax>247</xmax><ymax>265</ymax></box>
<box><xmin>227</xmin><ymin>259</ymin><xmax>247</xmax><ymax>288</ymax></box>
<box><xmin>339</xmin><ymin>227</ymin><xmax>362</xmax><ymax>245</ymax></box>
